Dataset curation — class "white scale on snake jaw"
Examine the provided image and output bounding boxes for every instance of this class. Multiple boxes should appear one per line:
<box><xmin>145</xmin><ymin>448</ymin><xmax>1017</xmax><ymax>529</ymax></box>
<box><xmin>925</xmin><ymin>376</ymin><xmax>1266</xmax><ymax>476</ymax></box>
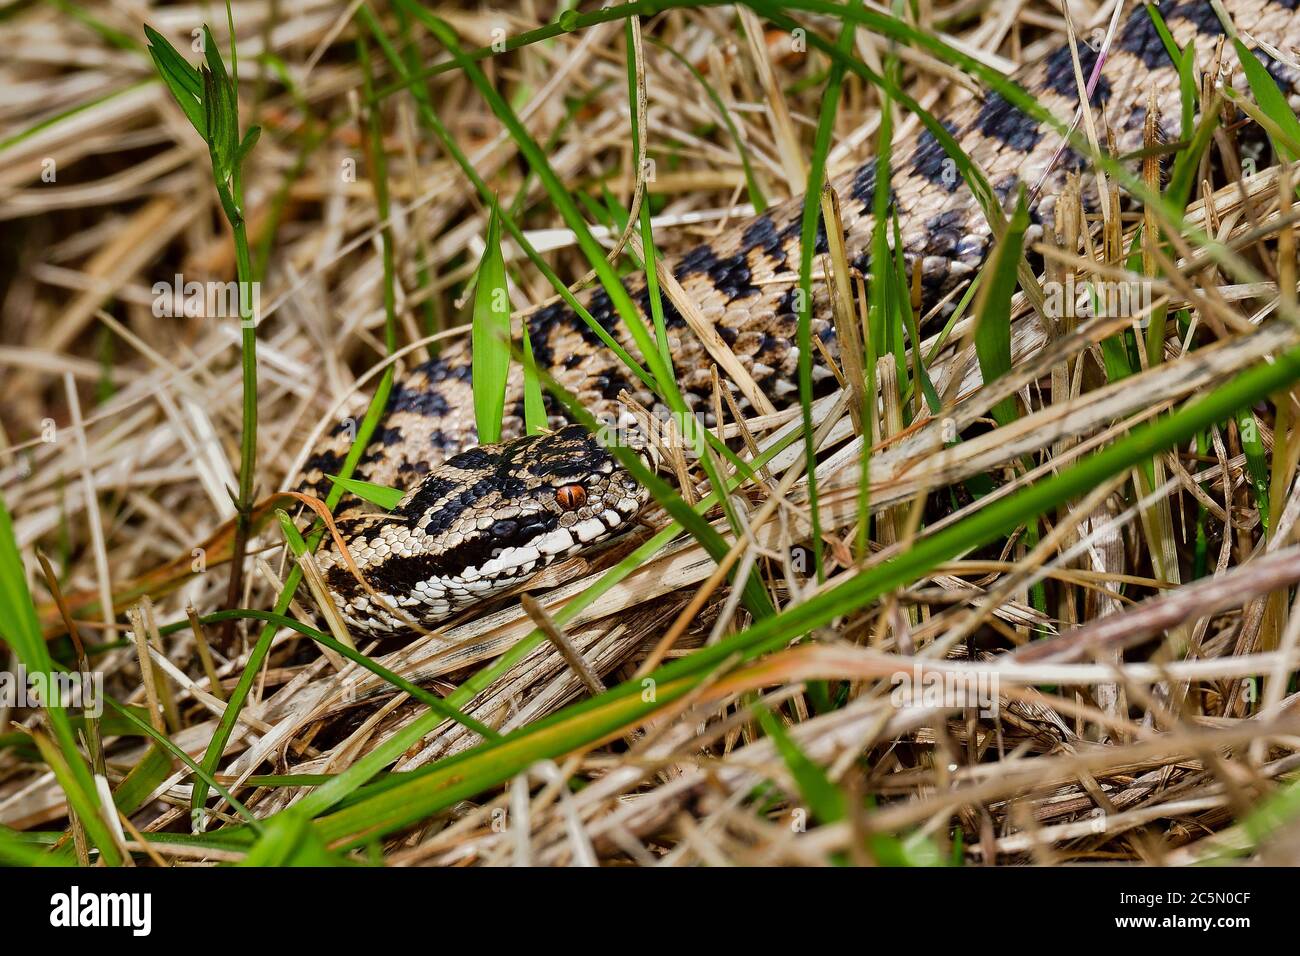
<box><xmin>301</xmin><ymin>0</ymin><xmax>1300</xmax><ymax>637</ymax></box>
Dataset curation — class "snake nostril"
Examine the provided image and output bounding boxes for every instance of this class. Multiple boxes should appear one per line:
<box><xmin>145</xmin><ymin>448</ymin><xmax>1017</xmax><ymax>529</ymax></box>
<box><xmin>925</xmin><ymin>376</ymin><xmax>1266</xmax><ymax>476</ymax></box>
<box><xmin>491</xmin><ymin>519</ymin><xmax>519</xmax><ymax>538</ymax></box>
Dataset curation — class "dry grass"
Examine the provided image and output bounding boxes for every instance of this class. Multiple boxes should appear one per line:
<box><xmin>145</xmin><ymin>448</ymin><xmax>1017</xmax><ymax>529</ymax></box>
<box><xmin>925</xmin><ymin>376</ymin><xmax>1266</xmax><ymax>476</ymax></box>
<box><xmin>2</xmin><ymin>0</ymin><xmax>1300</xmax><ymax>866</ymax></box>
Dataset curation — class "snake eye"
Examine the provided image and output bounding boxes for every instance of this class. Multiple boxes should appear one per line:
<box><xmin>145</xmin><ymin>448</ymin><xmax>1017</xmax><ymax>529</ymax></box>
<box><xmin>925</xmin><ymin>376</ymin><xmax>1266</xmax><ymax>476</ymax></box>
<box><xmin>555</xmin><ymin>484</ymin><xmax>587</xmax><ymax>511</ymax></box>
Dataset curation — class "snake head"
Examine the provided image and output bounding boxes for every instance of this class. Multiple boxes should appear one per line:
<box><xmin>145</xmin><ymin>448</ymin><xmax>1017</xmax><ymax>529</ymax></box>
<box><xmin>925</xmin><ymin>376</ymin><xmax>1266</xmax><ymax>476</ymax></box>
<box><xmin>342</xmin><ymin>424</ymin><xmax>651</xmax><ymax>627</ymax></box>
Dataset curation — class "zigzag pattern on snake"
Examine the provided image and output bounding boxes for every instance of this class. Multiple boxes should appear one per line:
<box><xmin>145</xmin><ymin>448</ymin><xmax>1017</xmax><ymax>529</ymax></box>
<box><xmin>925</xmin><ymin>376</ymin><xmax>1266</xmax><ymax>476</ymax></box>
<box><xmin>297</xmin><ymin>0</ymin><xmax>1300</xmax><ymax>635</ymax></box>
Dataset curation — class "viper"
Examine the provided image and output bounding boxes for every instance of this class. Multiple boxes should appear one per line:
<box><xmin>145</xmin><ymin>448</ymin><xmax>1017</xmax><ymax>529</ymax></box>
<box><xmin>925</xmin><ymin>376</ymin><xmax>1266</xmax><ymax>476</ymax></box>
<box><xmin>299</xmin><ymin>0</ymin><xmax>1300</xmax><ymax>635</ymax></box>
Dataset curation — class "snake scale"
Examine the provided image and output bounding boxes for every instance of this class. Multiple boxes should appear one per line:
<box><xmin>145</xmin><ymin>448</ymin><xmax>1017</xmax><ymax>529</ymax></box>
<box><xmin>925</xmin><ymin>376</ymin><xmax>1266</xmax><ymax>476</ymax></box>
<box><xmin>300</xmin><ymin>0</ymin><xmax>1300</xmax><ymax>636</ymax></box>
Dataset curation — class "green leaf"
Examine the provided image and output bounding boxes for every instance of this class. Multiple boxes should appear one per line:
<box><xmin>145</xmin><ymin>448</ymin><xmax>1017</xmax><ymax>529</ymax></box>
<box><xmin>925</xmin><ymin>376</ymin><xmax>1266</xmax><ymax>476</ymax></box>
<box><xmin>471</xmin><ymin>201</ymin><xmax>512</xmax><ymax>444</ymax></box>
<box><xmin>1166</xmin><ymin>100</ymin><xmax>1219</xmax><ymax>214</ymax></box>
<box><xmin>112</xmin><ymin>745</ymin><xmax>174</xmax><ymax>816</ymax></box>
<box><xmin>0</xmin><ymin>825</ymin><xmax>74</xmax><ymax>866</ymax></box>
<box><xmin>240</xmin><ymin>810</ymin><xmax>348</xmax><ymax>866</ymax></box>
<box><xmin>1176</xmin><ymin>41</ymin><xmax>1198</xmax><ymax>139</ymax></box>
<box><xmin>200</xmin><ymin>67</ymin><xmax>224</xmax><ymax>173</ymax></box>
<box><xmin>624</xmin><ymin>21</ymin><xmax>673</xmax><ymax>372</ymax></box>
<box><xmin>237</xmin><ymin>124</ymin><xmax>262</xmax><ymax>164</ymax></box>
<box><xmin>30</xmin><ymin>730</ymin><xmax>123</xmax><ymax>865</ymax></box>
<box><xmin>1236</xmin><ymin>409</ymin><xmax>1270</xmax><ymax>531</ymax></box>
<box><xmin>520</xmin><ymin>319</ymin><xmax>548</xmax><ymax>436</ymax></box>
<box><xmin>325</xmin><ymin>474</ymin><xmax>405</xmax><ymax>511</ymax></box>
<box><xmin>144</xmin><ymin>27</ymin><xmax>207</xmax><ymax>138</ymax></box>
<box><xmin>971</xmin><ymin>190</ymin><xmax>1028</xmax><ymax>427</ymax></box>
<box><xmin>754</xmin><ymin>704</ymin><xmax>845</xmax><ymax>825</ymax></box>
<box><xmin>1141</xmin><ymin>2</ymin><xmax>1198</xmax><ymax>133</ymax></box>
<box><xmin>198</xmin><ymin>26</ymin><xmax>239</xmax><ymax>179</ymax></box>
<box><xmin>1233</xmin><ymin>38</ymin><xmax>1300</xmax><ymax>166</ymax></box>
<box><xmin>105</xmin><ymin>696</ymin><xmax>261</xmax><ymax>831</ymax></box>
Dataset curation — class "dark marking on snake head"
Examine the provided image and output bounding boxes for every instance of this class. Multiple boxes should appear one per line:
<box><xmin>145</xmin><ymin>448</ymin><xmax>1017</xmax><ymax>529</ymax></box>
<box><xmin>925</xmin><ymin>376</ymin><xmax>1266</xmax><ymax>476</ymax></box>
<box><xmin>437</xmin><ymin>449</ymin><xmax>493</xmax><ymax>478</ymax></box>
<box><xmin>724</xmin><ymin>260</ymin><xmax>756</xmax><ymax>300</ymax></box>
<box><xmin>395</xmin><ymin>473</ymin><xmax>458</xmax><ymax>523</ymax></box>
<box><xmin>974</xmin><ymin>92</ymin><xmax>1044</xmax><ymax>152</ymax></box>
<box><xmin>409</xmin><ymin>355</ymin><xmax>443</xmax><ymax>379</ymax></box>
<box><xmin>413</xmin><ymin>356</ymin><xmax>472</xmax><ymax>386</ymax></box>
<box><xmin>526</xmin><ymin>435</ymin><xmax>612</xmax><ymax>481</ymax></box>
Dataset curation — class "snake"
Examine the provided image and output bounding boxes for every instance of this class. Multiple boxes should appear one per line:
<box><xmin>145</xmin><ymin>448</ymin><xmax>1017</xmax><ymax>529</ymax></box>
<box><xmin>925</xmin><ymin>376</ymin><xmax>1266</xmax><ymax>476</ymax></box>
<box><xmin>299</xmin><ymin>0</ymin><xmax>1300</xmax><ymax>636</ymax></box>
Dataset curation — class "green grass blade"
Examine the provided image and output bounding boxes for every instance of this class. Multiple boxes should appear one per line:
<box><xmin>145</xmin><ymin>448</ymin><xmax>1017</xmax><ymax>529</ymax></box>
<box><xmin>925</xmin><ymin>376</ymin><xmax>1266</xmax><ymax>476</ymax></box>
<box><xmin>1233</xmin><ymin>38</ymin><xmax>1300</xmax><ymax>167</ymax></box>
<box><xmin>520</xmin><ymin>320</ymin><xmax>548</xmax><ymax>436</ymax></box>
<box><xmin>0</xmin><ymin>825</ymin><xmax>74</xmax><ymax>866</ymax></box>
<box><xmin>104</xmin><ymin>697</ymin><xmax>262</xmax><ymax>831</ymax></box>
<box><xmin>753</xmin><ymin>703</ymin><xmax>845</xmax><ymax>825</ymax></box>
<box><xmin>144</xmin><ymin>25</ymin><xmax>206</xmax><ymax>137</ymax></box>
<box><xmin>971</xmin><ymin>190</ymin><xmax>1028</xmax><ymax>427</ymax></box>
<box><xmin>324</xmin><ymin>475</ymin><xmax>404</xmax><ymax>511</ymax></box>
<box><xmin>471</xmin><ymin>201</ymin><xmax>511</xmax><ymax>444</ymax></box>
<box><xmin>239</xmin><ymin>810</ymin><xmax>347</xmax><ymax>866</ymax></box>
<box><xmin>794</xmin><ymin>17</ymin><xmax>855</xmax><ymax>583</ymax></box>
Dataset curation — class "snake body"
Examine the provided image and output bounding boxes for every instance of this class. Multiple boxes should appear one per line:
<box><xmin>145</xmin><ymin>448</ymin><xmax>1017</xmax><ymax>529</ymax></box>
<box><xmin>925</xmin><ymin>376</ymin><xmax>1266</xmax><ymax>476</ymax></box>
<box><xmin>302</xmin><ymin>0</ymin><xmax>1300</xmax><ymax>635</ymax></box>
